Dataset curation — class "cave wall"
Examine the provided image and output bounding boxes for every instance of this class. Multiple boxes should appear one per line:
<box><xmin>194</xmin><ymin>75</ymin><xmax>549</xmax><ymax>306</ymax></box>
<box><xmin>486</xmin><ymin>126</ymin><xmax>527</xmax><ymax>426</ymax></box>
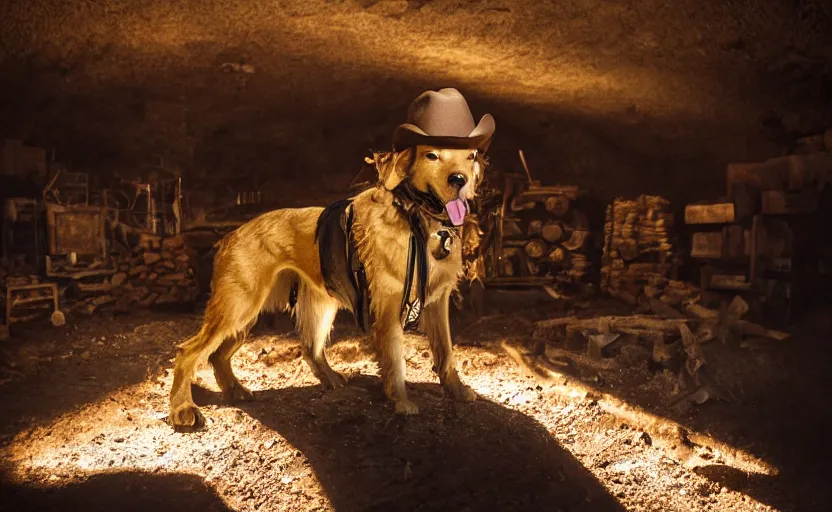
<box><xmin>1</xmin><ymin>0</ymin><xmax>831</xmax><ymax>211</ymax></box>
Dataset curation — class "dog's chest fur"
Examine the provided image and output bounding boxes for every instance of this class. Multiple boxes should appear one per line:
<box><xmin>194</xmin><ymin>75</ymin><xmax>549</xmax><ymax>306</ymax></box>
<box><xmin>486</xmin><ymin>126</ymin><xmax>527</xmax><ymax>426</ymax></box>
<box><xmin>352</xmin><ymin>189</ymin><xmax>463</xmax><ymax>308</ymax></box>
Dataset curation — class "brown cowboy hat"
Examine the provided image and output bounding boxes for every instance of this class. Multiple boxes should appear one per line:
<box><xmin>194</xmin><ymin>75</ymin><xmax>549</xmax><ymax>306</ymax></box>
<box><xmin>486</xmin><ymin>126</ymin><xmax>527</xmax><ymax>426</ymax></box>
<box><xmin>392</xmin><ymin>88</ymin><xmax>495</xmax><ymax>152</ymax></box>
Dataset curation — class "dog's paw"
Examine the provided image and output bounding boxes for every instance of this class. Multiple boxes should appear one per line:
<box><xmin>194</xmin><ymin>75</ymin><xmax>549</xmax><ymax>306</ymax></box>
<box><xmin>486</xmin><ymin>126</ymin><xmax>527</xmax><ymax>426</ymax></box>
<box><xmin>394</xmin><ymin>399</ymin><xmax>420</xmax><ymax>415</ymax></box>
<box><xmin>450</xmin><ymin>384</ymin><xmax>478</xmax><ymax>403</ymax></box>
<box><xmin>227</xmin><ymin>383</ymin><xmax>255</xmax><ymax>403</ymax></box>
<box><xmin>323</xmin><ymin>370</ymin><xmax>348</xmax><ymax>389</ymax></box>
<box><xmin>169</xmin><ymin>403</ymin><xmax>205</xmax><ymax>431</ymax></box>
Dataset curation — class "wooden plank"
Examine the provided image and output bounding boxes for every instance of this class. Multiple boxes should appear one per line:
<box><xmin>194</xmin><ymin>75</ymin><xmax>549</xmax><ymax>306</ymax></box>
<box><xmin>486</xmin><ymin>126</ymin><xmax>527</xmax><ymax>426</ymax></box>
<box><xmin>690</xmin><ymin>232</ymin><xmax>723</xmax><ymax>259</ymax></box>
<box><xmin>684</xmin><ymin>203</ymin><xmax>735</xmax><ymax>225</ymax></box>
<box><xmin>485</xmin><ymin>276</ymin><xmax>556</xmax><ymax>287</ymax></box>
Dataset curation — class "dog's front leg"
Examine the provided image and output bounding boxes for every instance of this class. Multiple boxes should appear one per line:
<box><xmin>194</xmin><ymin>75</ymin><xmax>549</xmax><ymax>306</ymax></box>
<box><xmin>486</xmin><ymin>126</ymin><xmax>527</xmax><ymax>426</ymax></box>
<box><xmin>374</xmin><ymin>300</ymin><xmax>419</xmax><ymax>415</ymax></box>
<box><xmin>421</xmin><ymin>290</ymin><xmax>477</xmax><ymax>402</ymax></box>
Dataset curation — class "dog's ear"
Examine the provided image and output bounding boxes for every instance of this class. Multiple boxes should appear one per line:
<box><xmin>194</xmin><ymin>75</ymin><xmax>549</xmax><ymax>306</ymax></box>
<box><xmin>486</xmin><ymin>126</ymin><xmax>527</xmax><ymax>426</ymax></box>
<box><xmin>473</xmin><ymin>151</ymin><xmax>489</xmax><ymax>185</ymax></box>
<box><xmin>376</xmin><ymin>147</ymin><xmax>413</xmax><ymax>191</ymax></box>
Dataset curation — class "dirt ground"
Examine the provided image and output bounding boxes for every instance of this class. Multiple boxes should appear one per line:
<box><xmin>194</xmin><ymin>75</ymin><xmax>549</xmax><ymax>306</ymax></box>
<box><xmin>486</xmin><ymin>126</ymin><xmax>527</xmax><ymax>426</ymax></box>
<box><xmin>1</xmin><ymin>290</ymin><xmax>830</xmax><ymax>512</ymax></box>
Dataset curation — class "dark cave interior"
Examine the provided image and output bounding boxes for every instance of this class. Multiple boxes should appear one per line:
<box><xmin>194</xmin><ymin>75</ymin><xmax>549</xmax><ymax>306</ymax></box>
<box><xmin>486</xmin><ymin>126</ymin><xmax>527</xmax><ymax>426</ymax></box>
<box><xmin>2</xmin><ymin>1</ymin><xmax>832</xmax><ymax>511</ymax></box>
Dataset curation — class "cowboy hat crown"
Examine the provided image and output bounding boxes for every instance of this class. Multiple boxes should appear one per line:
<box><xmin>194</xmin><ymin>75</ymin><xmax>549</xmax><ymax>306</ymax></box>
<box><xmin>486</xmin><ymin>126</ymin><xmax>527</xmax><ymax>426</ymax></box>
<box><xmin>392</xmin><ymin>88</ymin><xmax>495</xmax><ymax>152</ymax></box>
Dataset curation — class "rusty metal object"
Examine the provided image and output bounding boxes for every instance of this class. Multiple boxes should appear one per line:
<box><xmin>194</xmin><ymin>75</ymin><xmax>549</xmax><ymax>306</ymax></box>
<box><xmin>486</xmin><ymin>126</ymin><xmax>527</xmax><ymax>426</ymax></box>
<box><xmin>5</xmin><ymin>282</ymin><xmax>62</xmax><ymax>326</ymax></box>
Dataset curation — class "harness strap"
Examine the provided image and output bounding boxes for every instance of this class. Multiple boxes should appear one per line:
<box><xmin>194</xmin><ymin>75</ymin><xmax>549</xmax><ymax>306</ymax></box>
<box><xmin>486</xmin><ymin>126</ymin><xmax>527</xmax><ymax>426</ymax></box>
<box><xmin>317</xmin><ymin>178</ymin><xmax>460</xmax><ymax>333</ymax></box>
<box><xmin>393</xmin><ymin>192</ymin><xmax>431</xmax><ymax>331</ymax></box>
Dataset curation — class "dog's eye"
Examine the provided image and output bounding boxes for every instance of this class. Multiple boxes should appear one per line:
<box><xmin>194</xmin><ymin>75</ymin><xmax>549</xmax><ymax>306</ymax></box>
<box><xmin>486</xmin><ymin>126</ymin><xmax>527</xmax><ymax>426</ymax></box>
<box><xmin>467</xmin><ymin>151</ymin><xmax>477</xmax><ymax>160</ymax></box>
<box><xmin>425</xmin><ymin>152</ymin><xmax>439</xmax><ymax>161</ymax></box>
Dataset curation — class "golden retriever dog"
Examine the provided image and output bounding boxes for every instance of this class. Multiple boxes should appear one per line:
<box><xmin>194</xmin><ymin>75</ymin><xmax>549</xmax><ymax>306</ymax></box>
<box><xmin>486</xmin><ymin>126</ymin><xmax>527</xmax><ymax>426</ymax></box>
<box><xmin>168</xmin><ymin>88</ymin><xmax>495</xmax><ymax>429</ymax></box>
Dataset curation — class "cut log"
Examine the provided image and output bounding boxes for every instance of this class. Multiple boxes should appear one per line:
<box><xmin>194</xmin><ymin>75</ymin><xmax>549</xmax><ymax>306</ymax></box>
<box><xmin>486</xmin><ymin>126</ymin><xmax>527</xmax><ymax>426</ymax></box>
<box><xmin>683</xmin><ymin>298</ymin><xmax>789</xmax><ymax>341</ymax></box>
<box><xmin>541</xmin><ymin>222</ymin><xmax>563</xmax><ymax>243</ymax></box>
<box><xmin>561</xmin><ymin>230</ymin><xmax>589</xmax><ymax>251</ymax></box>
<box><xmin>647</xmin><ymin>298</ymin><xmax>687</xmax><ymax>319</ymax></box>
<box><xmin>162</xmin><ymin>235</ymin><xmax>185</xmax><ymax>250</ymax></box>
<box><xmin>547</xmin><ymin>247</ymin><xmax>566</xmax><ymax>264</ymax></box>
<box><xmin>111</xmin><ymin>272</ymin><xmax>127</xmax><ymax>288</ymax></box>
<box><xmin>524</xmin><ymin>239</ymin><xmax>548</xmax><ymax>259</ymax></box>
<box><xmin>544</xmin><ymin>196</ymin><xmax>570</xmax><ymax>216</ymax></box>
<box><xmin>535</xmin><ymin>314</ymin><xmax>691</xmax><ymax>333</ymax></box>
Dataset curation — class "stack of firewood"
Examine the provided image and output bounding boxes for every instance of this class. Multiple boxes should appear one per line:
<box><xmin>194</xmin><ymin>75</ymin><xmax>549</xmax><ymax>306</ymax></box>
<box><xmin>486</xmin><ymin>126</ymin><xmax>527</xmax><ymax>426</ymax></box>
<box><xmin>637</xmin><ymin>195</ymin><xmax>673</xmax><ymax>256</ymax></box>
<box><xmin>601</xmin><ymin>195</ymin><xmax>675</xmax><ymax>300</ymax></box>
<box><xmin>109</xmin><ymin>235</ymin><xmax>199</xmax><ymax>311</ymax></box>
<box><xmin>497</xmin><ymin>183</ymin><xmax>593</xmax><ymax>285</ymax></box>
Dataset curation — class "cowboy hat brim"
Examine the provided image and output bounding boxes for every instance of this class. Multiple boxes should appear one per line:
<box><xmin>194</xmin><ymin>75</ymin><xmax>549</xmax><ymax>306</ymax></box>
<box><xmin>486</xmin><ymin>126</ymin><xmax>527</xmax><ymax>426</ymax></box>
<box><xmin>392</xmin><ymin>113</ymin><xmax>495</xmax><ymax>153</ymax></box>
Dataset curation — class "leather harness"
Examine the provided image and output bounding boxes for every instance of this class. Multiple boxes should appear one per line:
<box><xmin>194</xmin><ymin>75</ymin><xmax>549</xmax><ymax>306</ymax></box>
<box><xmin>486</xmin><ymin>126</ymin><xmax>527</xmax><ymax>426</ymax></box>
<box><xmin>315</xmin><ymin>181</ymin><xmax>459</xmax><ymax>333</ymax></box>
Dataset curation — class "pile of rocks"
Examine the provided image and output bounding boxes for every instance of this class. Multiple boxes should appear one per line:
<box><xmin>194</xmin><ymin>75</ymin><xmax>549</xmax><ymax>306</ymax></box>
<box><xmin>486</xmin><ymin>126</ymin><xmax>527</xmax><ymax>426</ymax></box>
<box><xmin>108</xmin><ymin>235</ymin><xmax>199</xmax><ymax>312</ymax></box>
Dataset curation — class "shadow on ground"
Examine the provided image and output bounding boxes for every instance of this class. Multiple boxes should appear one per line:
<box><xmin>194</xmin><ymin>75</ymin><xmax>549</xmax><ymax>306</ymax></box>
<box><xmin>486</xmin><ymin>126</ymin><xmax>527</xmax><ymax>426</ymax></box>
<box><xmin>193</xmin><ymin>376</ymin><xmax>625</xmax><ymax>512</ymax></box>
<box><xmin>0</xmin><ymin>311</ymin><xmax>199</xmax><ymax>441</ymax></box>
<box><xmin>0</xmin><ymin>471</ymin><xmax>231</xmax><ymax>512</ymax></box>
<box><xmin>457</xmin><ymin>290</ymin><xmax>832</xmax><ymax>512</ymax></box>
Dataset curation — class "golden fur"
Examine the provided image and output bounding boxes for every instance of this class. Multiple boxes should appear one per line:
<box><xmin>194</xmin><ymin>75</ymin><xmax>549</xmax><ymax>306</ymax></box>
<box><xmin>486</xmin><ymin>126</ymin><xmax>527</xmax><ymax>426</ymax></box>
<box><xmin>168</xmin><ymin>146</ymin><xmax>485</xmax><ymax>428</ymax></box>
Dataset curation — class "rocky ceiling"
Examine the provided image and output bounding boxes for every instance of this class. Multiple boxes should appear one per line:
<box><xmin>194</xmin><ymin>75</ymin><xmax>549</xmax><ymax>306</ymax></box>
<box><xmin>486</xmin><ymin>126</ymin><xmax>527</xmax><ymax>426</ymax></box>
<box><xmin>1</xmin><ymin>0</ymin><xmax>831</xmax><ymax>207</ymax></box>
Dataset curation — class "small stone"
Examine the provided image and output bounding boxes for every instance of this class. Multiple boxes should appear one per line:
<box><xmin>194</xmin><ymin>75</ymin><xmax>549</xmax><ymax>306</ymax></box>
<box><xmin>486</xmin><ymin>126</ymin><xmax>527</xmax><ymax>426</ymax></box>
<box><xmin>111</xmin><ymin>272</ymin><xmax>128</xmax><ymax>287</ymax></box>
<box><xmin>162</xmin><ymin>236</ymin><xmax>184</xmax><ymax>250</ymax></box>
<box><xmin>143</xmin><ymin>252</ymin><xmax>162</xmax><ymax>265</ymax></box>
<box><xmin>129</xmin><ymin>265</ymin><xmax>148</xmax><ymax>277</ymax></box>
<box><xmin>137</xmin><ymin>292</ymin><xmax>159</xmax><ymax>307</ymax></box>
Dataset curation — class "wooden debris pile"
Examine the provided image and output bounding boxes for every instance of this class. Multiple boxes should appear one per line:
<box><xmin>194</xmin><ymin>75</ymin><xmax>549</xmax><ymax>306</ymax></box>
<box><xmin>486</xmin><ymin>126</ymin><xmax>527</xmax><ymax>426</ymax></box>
<box><xmin>533</xmin><ymin>293</ymin><xmax>789</xmax><ymax>405</ymax></box>
<box><xmin>485</xmin><ymin>173</ymin><xmax>593</xmax><ymax>290</ymax></box>
<box><xmin>684</xmin><ymin>133</ymin><xmax>832</xmax><ymax>326</ymax></box>
<box><xmin>601</xmin><ymin>195</ymin><xmax>676</xmax><ymax>302</ymax></box>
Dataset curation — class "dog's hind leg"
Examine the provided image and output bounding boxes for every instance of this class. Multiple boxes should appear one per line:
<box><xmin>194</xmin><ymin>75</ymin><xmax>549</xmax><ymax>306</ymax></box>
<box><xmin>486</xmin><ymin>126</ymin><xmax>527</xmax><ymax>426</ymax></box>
<box><xmin>209</xmin><ymin>319</ymin><xmax>256</xmax><ymax>403</ymax></box>
<box><xmin>295</xmin><ymin>280</ymin><xmax>346</xmax><ymax>389</ymax></box>
<box><xmin>421</xmin><ymin>290</ymin><xmax>477</xmax><ymax>402</ymax></box>
<box><xmin>169</xmin><ymin>321</ymin><xmax>228</xmax><ymax>429</ymax></box>
<box><xmin>374</xmin><ymin>299</ymin><xmax>419</xmax><ymax>415</ymax></box>
<box><xmin>170</xmin><ymin>271</ymin><xmax>270</xmax><ymax>429</ymax></box>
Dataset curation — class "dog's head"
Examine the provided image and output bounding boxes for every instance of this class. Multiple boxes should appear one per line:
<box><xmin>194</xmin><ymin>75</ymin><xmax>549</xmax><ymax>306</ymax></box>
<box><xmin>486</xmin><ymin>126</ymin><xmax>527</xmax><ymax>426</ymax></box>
<box><xmin>374</xmin><ymin>145</ymin><xmax>488</xmax><ymax>225</ymax></box>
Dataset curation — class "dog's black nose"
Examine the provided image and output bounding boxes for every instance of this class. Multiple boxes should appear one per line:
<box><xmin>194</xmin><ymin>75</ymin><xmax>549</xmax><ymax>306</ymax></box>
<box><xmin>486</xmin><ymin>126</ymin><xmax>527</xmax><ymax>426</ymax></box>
<box><xmin>448</xmin><ymin>173</ymin><xmax>467</xmax><ymax>188</ymax></box>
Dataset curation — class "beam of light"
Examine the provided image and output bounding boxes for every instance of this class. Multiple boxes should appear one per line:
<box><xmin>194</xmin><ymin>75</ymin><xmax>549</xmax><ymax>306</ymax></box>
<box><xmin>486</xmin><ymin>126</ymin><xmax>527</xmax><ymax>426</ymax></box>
<box><xmin>499</xmin><ymin>341</ymin><xmax>779</xmax><ymax>478</ymax></box>
<box><xmin>3</xmin><ymin>337</ymin><xmax>778</xmax><ymax>512</ymax></box>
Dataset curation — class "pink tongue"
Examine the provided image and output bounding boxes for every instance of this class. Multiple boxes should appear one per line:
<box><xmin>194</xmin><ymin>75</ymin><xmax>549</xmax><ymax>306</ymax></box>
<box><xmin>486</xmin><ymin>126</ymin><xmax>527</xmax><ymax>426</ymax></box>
<box><xmin>445</xmin><ymin>198</ymin><xmax>467</xmax><ymax>226</ymax></box>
